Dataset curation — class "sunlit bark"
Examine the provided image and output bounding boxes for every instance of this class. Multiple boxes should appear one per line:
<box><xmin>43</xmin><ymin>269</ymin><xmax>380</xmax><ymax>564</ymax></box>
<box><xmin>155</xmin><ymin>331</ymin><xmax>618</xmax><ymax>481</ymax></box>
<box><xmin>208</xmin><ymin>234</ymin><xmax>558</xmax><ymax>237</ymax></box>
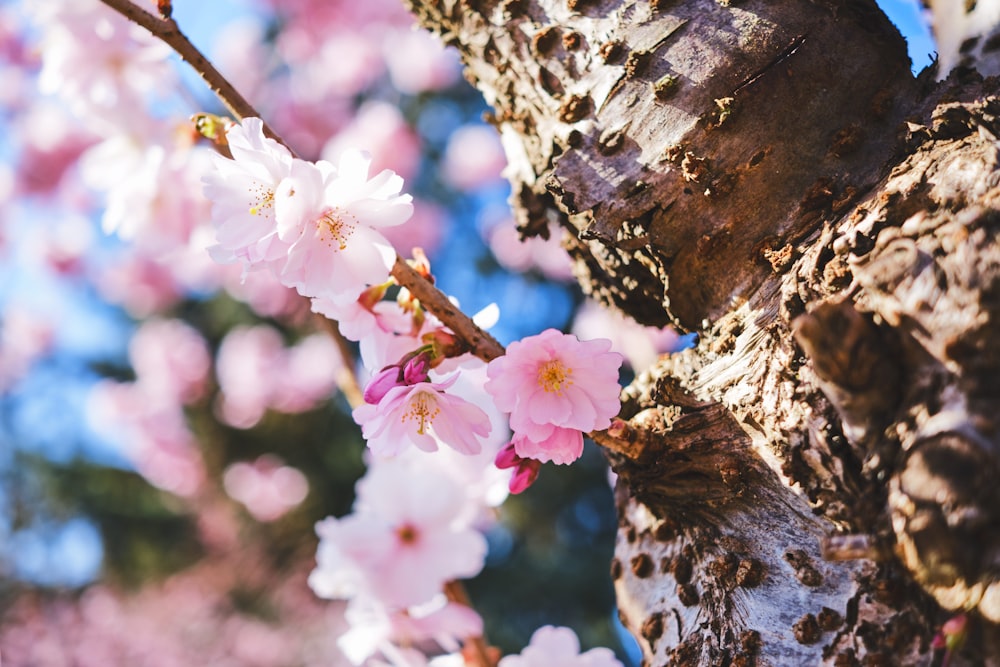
<box><xmin>405</xmin><ymin>0</ymin><xmax>1000</xmax><ymax>663</ymax></box>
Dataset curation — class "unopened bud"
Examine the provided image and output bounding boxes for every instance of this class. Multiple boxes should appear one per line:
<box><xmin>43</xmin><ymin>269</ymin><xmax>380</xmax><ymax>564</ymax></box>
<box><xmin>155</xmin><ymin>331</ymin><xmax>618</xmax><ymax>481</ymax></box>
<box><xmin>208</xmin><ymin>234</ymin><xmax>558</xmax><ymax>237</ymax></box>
<box><xmin>509</xmin><ymin>459</ymin><xmax>541</xmax><ymax>494</ymax></box>
<box><xmin>363</xmin><ymin>365</ymin><xmax>403</xmax><ymax>404</ymax></box>
<box><xmin>191</xmin><ymin>113</ymin><xmax>235</xmax><ymax>147</ymax></box>
<box><xmin>402</xmin><ymin>352</ymin><xmax>431</xmax><ymax>384</ymax></box>
<box><xmin>494</xmin><ymin>441</ymin><xmax>520</xmax><ymax>469</ymax></box>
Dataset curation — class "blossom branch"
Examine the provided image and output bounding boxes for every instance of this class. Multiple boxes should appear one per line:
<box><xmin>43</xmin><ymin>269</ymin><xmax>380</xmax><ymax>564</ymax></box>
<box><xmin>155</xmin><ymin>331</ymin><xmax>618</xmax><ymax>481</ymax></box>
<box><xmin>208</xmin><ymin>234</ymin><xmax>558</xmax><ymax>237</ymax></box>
<box><xmin>99</xmin><ymin>0</ymin><xmax>506</xmax><ymax>368</ymax></box>
<box><xmin>96</xmin><ymin>0</ymin><xmax>281</xmax><ymax>141</ymax></box>
<box><xmin>391</xmin><ymin>257</ymin><xmax>506</xmax><ymax>363</ymax></box>
<box><xmin>444</xmin><ymin>581</ymin><xmax>498</xmax><ymax>667</ymax></box>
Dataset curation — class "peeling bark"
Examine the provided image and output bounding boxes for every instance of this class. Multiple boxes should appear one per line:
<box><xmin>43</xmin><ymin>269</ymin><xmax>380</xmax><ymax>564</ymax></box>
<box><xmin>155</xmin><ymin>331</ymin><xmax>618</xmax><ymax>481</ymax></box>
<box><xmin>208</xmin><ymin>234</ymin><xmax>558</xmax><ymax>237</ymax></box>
<box><xmin>405</xmin><ymin>0</ymin><xmax>1000</xmax><ymax>664</ymax></box>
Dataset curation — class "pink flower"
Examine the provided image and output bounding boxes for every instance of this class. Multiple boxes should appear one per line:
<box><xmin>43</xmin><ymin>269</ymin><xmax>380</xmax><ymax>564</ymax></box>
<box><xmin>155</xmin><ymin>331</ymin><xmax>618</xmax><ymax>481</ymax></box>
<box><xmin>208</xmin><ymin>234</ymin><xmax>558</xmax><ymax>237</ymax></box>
<box><xmin>31</xmin><ymin>0</ymin><xmax>175</xmax><ymax>130</ymax></box>
<box><xmin>353</xmin><ymin>375</ymin><xmax>492</xmax><ymax>457</ymax></box>
<box><xmin>494</xmin><ymin>441</ymin><xmax>541</xmax><ymax>494</ymax></box>
<box><xmin>222</xmin><ymin>455</ymin><xmax>309</xmax><ymax>522</ymax></box>
<box><xmin>127</xmin><ymin>318</ymin><xmax>210</xmax><ymax>406</ymax></box>
<box><xmin>339</xmin><ymin>596</ymin><xmax>482</xmax><ymax>665</ymax></box>
<box><xmin>308</xmin><ymin>461</ymin><xmax>487</xmax><ymax>609</ymax></box>
<box><xmin>202</xmin><ymin>117</ymin><xmax>294</xmax><ymax>271</ymax></box>
<box><xmin>321</xmin><ymin>101</ymin><xmax>422</xmax><ymax>180</ymax></box>
<box><xmin>510</xmin><ymin>426</ymin><xmax>584</xmax><ymax>466</ymax></box>
<box><xmin>273</xmin><ymin>150</ymin><xmax>412</xmax><ymax>305</ymax></box>
<box><xmin>441</xmin><ymin>124</ymin><xmax>506</xmax><ymax>191</ymax></box>
<box><xmin>485</xmin><ymin>329</ymin><xmax>622</xmax><ymax>462</ymax></box>
<box><xmin>498</xmin><ymin>626</ymin><xmax>623</xmax><ymax>667</ymax></box>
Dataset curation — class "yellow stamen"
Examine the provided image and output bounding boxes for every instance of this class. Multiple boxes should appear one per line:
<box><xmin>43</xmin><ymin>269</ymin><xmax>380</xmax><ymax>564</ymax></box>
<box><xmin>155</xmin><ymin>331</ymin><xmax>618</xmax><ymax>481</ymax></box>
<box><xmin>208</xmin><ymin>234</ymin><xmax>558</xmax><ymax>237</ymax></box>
<box><xmin>401</xmin><ymin>392</ymin><xmax>440</xmax><ymax>435</ymax></box>
<box><xmin>248</xmin><ymin>184</ymin><xmax>275</xmax><ymax>216</ymax></box>
<box><xmin>538</xmin><ymin>359</ymin><xmax>573</xmax><ymax>394</ymax></box>
<box><xmin>317</xmin><ymin>207</ymin><xmax>357</xmax><ymax>251</ymax></box>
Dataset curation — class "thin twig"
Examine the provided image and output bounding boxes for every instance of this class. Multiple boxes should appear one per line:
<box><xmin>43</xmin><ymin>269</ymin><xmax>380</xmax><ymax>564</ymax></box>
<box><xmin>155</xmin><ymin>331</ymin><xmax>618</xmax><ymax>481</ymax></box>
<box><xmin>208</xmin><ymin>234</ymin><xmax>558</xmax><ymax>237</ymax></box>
<box><xmin>97</xmin><ymin>0</ymin><xmax>282</xmax><ymax>143</ymax></box>
<box><xmin>314</xmin><ymin>315</ymin><xmax>365</xmax><ymax>409</ymax></box>
<box><xmin>445</xmin><ymin>580</ymin><xmax>498</xmax><ymax>667</ymax></box>
<box><xmin>391</xmin><ymin>257</ymin><xmax>506</xmax><ymax>363</ymax></box>
<box><xmin>97</xmin><ymin>0</ymin><xmax>507</xmax><ymax>367</ymax></box>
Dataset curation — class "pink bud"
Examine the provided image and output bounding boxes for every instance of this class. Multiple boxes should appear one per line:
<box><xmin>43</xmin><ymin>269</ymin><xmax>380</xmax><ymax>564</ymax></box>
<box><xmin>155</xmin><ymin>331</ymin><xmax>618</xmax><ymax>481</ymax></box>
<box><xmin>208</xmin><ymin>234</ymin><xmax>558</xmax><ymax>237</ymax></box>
<box><xmin>509</xmin><ymin>459</ymin><xmax>541</xmax><ymax>494</ymax></box>
<box><xmin>402</xmin><ymin>352</ymin><xmax>431</xmax><ymax>384</ymax></box>
<box><xmin>607</xmin><ymin>418</ymin><xmax>629</xmax><ymax>439</ymax></box>
<box><xmin>363</xmin><ymin>365</ymin><xmax>403</xmax><ymax>404</ymax></box>
<box><xmin>494</xmin><ymin>441</ymin><xmax>520</xmax><ymax>469</ymax></box>
<box><xmin>942</xmin><ymin>614</ymin><xmax>967</xmax><ymax>636</ymax></box>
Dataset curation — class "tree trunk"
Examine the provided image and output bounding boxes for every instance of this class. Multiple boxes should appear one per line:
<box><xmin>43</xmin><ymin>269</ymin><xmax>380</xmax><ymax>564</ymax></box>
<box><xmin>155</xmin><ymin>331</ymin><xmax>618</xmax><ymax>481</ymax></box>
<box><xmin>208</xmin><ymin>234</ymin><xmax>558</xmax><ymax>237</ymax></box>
<box><xmin>403</xmin><ymin>0</ymin><xmax>1000</xmax><ymax>664</ymax></box>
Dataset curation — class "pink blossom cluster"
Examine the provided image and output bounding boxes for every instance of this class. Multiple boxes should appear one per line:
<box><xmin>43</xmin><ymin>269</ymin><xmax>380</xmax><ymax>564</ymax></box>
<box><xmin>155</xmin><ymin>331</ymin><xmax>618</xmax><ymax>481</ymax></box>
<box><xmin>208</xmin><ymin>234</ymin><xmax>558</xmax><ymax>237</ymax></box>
<box><xmin>16</xmin><ymin>1</ymin><xmax>636</xmax><ymax>663</ymax></box>
<box><xmin>0</xmin><ymin>540</ymin><xmax>347</xmax><ymax>667</ymax></box>
<box><xmin>215</xmin><ymin>325</ymin><xmax>344</xmax><ymax>429</ymax></box>
<box><xmin>88</xmin><ymin>319</ymin><xmax>211</xmax><ymax>497</ymax></box>
<box><xmin>204</xmin><ymin>118</ymin><xmax>413</xmax><ymax>309</ymax></box>
<box><xmin>485</xmin><ymin>329</ymin><xmax>623</xmax><ymax>491</ymax></box>
<box><xmin>309</xmin><ymin>455</ymin><xmax>500</xmax><ymax>665</ymax></box>
<box><xmin>203</xmin><ymin>117</ymin><xmax>627</xmax><ymax>658</ymax></box>
<box><xmin>0</xmin><ymin>305</ymin><xmax>55</xmax><ymax>393</ymax></box>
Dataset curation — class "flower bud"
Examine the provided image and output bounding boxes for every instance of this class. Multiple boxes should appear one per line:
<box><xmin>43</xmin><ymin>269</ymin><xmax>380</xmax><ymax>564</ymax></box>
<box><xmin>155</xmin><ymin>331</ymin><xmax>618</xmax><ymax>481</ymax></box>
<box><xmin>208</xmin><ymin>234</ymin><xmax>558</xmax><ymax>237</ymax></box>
<box><xmin>494</xmin><ymin>441</ymin><xmax>520</xmax><ymax>469</ymax></box>
<box><xmin>363</xmin><ymin>365</ymin><xmax>403</xmax><ymax>404</ymax></box>
<box><xmin>509</xmin><ymin>459</ymin><xmax>541</xmax><ymax>494</ymax></box>
<box><xmin>402</xmin><ymin>351</ymin><xmax>431</xmax><ymax>384</ymax></box>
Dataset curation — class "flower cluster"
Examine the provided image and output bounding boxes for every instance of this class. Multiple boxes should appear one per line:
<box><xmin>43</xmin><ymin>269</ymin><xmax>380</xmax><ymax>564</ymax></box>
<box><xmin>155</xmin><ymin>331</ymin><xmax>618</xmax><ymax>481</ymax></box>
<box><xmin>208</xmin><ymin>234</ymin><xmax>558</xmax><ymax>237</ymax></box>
<box><xmin>309</xmin><ymin>456</ymin><xmax>498</xmax><ymax>664</ymax></box>
<box><xmin>204</xmin><ymin>118</ymin><xmax>413</xmax><ymax>307</ymax></box>
<box><xmin>200</xmin><ymin>117</ymin><xmax>627</xmax><ymax>661</ymax></box>
<box><xmin>485</xmin><ymin>329</ymin><xmax>623</xmax><ymax>491</ymax></box>
<box><xmin>12</xmin><ymin>0</ymin><xmax>657</xmax><ymax>664</ymax></box>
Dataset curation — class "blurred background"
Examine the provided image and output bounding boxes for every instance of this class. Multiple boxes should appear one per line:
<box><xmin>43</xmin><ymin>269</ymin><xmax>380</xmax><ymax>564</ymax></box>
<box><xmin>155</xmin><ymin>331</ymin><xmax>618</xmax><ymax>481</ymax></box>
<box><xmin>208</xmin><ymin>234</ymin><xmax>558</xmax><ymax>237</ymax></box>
<box><xmin>0</xmin><ymin>1</ymin><xmax>932</xmax><ymax>665</ymax></box>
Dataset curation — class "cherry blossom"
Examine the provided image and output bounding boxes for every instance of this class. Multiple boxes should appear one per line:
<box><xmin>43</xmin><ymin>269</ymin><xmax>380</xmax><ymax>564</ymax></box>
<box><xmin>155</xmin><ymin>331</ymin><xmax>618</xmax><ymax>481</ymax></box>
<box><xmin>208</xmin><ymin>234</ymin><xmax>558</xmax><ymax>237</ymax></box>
<box><xmin>338</xmin><ymin>595</ymin><xmax>482</xmax><ymax>666</ymax></box>
<box><xmin>87</xmin><ymin>380</ymin><xmax>205</xmax><ymax>497</ymax></box>
<box><xmin>0</xmin><ymin>305</ymin><xmax>54</xmax><ymax>392</ymax></box>
<box><xmin>321</xmin><ymin>101</ymin><xmax>422</xmax><ymax>180</ymax></box>
<box><xmin>127</xmin><ymin>318</ymin><xmax>210</xmax><ymax>406</ymax></box>
<box><xmin>272</xmin><ymin>150</ymin><xmax>412</xmax><ymax>304</ymax></box>
<box><xmin>571</xmin><ymin>299</ymin><xmax>682</xmax><ymax>372</ymax></box>
<box><xmin>215</xmin><ymin>325</ymin><xmax>341</xmax><ymax>429</ymax></box>
<box><xmin>223</xmin><ymin>455</ymin><xmax>309</xmax><ymax>522</ymax></box>
<box><xmin>494</xmin><ymin>441</ymin><xmax>542</xmax><ymax>494</ymax></box>
<box><xmin>30</xmin><ymin>0</ymin><xmax>175</xmax><ymax>131</ymax></box>
<box><xmin>508</xmin><ymin>426</ymin><xmax>584</xmax><ymax>466</ymax></box>
<box><xmin>353</xmin><ymin>374</ymin><xmax>492</xmax><ymax>457</ymax></box>
<box><xmin>485</xmin><ymin>329</ymin><xmax>623</xmax><ymax>463</ymax></box>
<box><xmin>308</xmin><ymin>460</ymin><xmax>487</xmax><ymax>609</ymax></box>
<box><xmin>202</xmin><ymin>117</ymin><xmax>294</xmax><ymax>272</ymax></box>
<box><xmin>441</xmin><ymin>124</ymin><xmax>507</xmax><ymax>191</ymax></box>
<box><xmin>498</xmin><ymin>626</ymin><xmax>623</xmax><ymax>667</ymax></box>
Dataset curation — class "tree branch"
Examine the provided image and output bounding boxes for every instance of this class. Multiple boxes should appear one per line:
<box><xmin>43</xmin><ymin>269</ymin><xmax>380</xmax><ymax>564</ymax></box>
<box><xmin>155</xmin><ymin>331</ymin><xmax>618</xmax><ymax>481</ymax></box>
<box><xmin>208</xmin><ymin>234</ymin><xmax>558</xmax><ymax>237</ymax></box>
<box><xmin>96</xmin><ymin>0</ymin><xmax>508</xmax><ymax>367</ymax></box>
<box><xmin>96</xmin><ymin>0</ymin><xmax>279</xmax><ymax>141</ymax></box>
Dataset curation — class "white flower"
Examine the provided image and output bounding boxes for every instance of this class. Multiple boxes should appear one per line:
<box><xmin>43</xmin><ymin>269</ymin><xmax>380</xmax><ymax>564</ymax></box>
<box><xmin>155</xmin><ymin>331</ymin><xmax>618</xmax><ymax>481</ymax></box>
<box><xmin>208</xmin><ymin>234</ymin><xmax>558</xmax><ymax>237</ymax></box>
<box><xmin>273</xmin><ymin>149</ymin><xmax>412</xmax><ymax>305</ymax></box>
<box><xmin>498</xmin><ymin>626</ymin><xmax>623</xmax><ymax>667</ymax></box>
<box><xmin>202</xmin><ymin>117</ymin><xmax>294</xmax><ymax>272</ymax></box>
<box><xmin>308</xmin><ymin>460</ymin><xmax>487</xmax><ymax>609</ymax></box>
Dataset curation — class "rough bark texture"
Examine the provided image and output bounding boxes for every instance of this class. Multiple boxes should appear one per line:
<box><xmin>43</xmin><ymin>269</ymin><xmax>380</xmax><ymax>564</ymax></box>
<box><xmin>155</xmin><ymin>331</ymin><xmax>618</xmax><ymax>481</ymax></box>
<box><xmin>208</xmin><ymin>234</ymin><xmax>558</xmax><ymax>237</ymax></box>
<box><xmin>404</xmin><ymin>0</ymin><xmax>1000</xmax><ymax>664</ymax></box>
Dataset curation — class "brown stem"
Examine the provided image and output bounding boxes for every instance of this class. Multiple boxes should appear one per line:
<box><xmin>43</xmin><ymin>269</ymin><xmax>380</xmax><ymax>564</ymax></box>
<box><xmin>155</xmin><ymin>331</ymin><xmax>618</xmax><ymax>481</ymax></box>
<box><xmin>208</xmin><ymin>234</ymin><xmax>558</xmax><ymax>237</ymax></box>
<box><xmin>99</xmin><ymin>0</ymin><xmax>508</xmax><ymax>367</ymax></box>
<box><xmin>391</xmin><ymin>257</ymin><xmax>506</xmax><ymax>363</ymax></box>
<box><xmin>96</xmin><ymin>0</ymin><xmax>282</xmax><ymax>144</ymax></box>
<box><xmin>314</xmin><ymin>314</ymin><xmax>365</xmax><ymax>409</ymax></box>
<box><xmin>444</xmin><ymin>580</ymin><xmax>498</xmax><ymax>667</ymax></box>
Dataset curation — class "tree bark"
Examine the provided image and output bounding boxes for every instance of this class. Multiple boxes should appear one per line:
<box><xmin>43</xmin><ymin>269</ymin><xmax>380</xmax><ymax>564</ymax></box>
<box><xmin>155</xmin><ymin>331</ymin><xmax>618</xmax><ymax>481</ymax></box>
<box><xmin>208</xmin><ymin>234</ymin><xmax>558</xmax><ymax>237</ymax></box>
<box><xmin>404</xmin><ymin>0</ymin><xmax>1000</xmax><ymax>664</ymax></box>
